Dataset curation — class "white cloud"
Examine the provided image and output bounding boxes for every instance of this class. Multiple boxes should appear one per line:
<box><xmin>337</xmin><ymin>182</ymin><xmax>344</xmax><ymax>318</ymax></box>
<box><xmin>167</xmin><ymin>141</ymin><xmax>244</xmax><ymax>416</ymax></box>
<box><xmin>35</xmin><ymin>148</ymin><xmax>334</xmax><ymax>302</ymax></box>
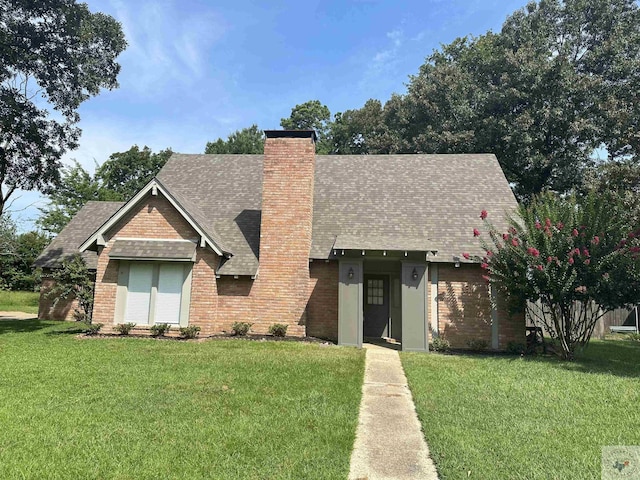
<box><xmin>108</xmin><ymin>0</ymin><xmax>226</xmax><ymax>95</ymax></box>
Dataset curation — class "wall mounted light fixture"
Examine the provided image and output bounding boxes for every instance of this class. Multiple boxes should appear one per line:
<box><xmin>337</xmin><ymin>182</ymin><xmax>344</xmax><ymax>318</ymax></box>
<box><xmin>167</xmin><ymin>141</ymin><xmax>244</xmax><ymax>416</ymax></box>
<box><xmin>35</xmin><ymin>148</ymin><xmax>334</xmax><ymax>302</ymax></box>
<box><xmin>412</xmin><ymin>267</ymin><xmax>418</xmax><ymax>280</ymax></box>
<box><xmin>348</xmin><ymin>267</ymin><xmax>354</xmax><ymax>279</ymax></box>
<box><xmin>453</xmin><ymin>256</ymin><xmax>460</xmax><ymax>268</ymax></box>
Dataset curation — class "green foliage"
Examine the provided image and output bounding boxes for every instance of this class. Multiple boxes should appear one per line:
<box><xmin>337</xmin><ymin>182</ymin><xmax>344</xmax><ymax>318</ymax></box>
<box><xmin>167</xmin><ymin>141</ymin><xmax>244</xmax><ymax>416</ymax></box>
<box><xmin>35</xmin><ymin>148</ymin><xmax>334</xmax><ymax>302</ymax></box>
<box><xmin>478</xmin><ymin>191</ymin><xmax>640</xmax><ymax>359</ymax></box>
<box><xmin>83</xmin><ymin>322</ymin><xmax>103</xmax><ymax>335</ymax></box>
<box><xmin>0</xmin><ymin>290</ymin><xmax>39</xmax><ymax>314</ymax></box>
<box><xmin>0</xmin><ymin>0</ymin><xmax>126</xmax><ymax>216</ymax></box>
<box><xmin>466</xmin><ymin>339</ymin><xmax>489</xmax><ymax>351</ymax></box>
<box><xmin>430</xmin><ymin>336</ymin><xmax>451</xmax><ymax>352</ymax></box>
<box><xmin>150</xmin><ymin>323</ymin><xmax>171</xmax><ymax>337</ymax></box>
<box><xmin>231</xmin><ymin>322</ymin><xmax>252</xmax><ymax>336</ymax></box>
<box><xmin>95</xmin><ymin>146</ymin><xmax>173</xmax><ymax>200</ymax></box>
<box><xmin>628</xmin><ymin>333</ymin><xmax>640</xmax><ymax>343</ymax></box>
<box><xmin>179</xmin><ymin>325</ymin><xmax>201</xmax><ymax>339</ymax></box>
<box><xmin>506</xmin><ymin>341</ymin><xmax>526</xmax><ymax>355</ymax></box>
<box><xmin>0</xmin><ymin>215</ymin><xmax>48</xmax><ymax>291</ymax></box>
<box><xmin>47</xmin><ymin>254</ymin><xmax>95</xmax><ymax>322</ymax></box>
<box><xmin>268</xmin><ymin>323</ymin><xmax>288</xmax><ymax>337</ymax></box>
<box><xmin>280</xmin><ymin>100</ymin><xmax>333</xmax><ymax>154</ymax></box>
<box><xmin>114</xmin><ymin>322</ymin><xmax>136</xmax><ymax>335</ymax></box>
<box><xmin>38</xmin><ymin>147</ymin><xmax>171</xmax><ymax>234</ymax></box>
<box><xmin>205</xmin><ymin>125</ymin><xmax>264</xmax><ymax>154</ymax></box>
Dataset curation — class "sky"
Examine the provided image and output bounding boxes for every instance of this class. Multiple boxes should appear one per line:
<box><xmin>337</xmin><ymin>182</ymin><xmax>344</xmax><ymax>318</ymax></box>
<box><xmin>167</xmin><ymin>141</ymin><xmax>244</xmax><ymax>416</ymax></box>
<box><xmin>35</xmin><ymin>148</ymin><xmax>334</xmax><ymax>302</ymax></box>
<box><xmin>10</xmin><ymin>0</ymin><xmax>526</xmax><ymax>231</ymax></box>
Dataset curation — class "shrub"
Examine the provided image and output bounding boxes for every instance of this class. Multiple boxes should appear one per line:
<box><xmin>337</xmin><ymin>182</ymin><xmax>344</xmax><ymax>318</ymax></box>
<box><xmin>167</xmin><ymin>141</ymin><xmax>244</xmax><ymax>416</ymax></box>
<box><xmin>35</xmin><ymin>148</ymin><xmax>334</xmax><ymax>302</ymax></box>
<box><xmin>232</xmin><ymin>322</ymin><xmax>252</xmax><ymax>336</ymax></box>
<box><xmin>628</xmin><ymin>332</ymin><xmax>640</xmax><ymax>343</ymax></box>
<box><xmin>179</xmin><ymin>325</ymin><xmax>201</xmax><ymax>339</ymax></box>
<box><xmin>83</xmin><ymin>322</ymin><xmax>103</xmax><ymax>335</ymax></box>
<box><xmin>150</xmin><ymin>323</ymin><xmax>171</xmax><ymax>337</ymax></box>
<box><xmin>114</xmin><ymin>322</ymin><xmax>136</xmax><ymax>335</ymax></box>
<box><xmin>431</xmin><ymin>336</ymin><xmax>450</xmax><ymax>352</ymax></box>
<box><xmin>467</xmin><ymin>338</ymin><xmax>490</xmax><ymax>351</ymax></box>
<box><xmin>47</xmin><ymin>254</ymin><xmax>95</xmax><ymax>323</ymax></box>
<box><xmin>507</xmin><ymin>341</ymin><xmax>526</xmax><ymax>354</ymax></box>
<box><xmin>269</xmin><ymin>323</ymin><xmax>288</xmax><ymax>337</ymax></box>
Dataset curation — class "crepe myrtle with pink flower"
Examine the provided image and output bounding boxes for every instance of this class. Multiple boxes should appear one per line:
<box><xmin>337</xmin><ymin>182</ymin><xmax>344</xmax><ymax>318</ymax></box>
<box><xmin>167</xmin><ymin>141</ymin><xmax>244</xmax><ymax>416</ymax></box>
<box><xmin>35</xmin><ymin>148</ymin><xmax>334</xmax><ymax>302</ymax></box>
<box><xmin>467</xmin><ymin>192</ymin><xmax>640</xmax><ymax>360</ymax></box>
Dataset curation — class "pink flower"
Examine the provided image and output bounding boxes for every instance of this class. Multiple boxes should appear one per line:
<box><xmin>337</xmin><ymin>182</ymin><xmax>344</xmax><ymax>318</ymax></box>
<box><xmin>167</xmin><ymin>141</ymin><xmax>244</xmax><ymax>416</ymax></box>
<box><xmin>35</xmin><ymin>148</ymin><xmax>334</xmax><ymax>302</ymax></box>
<box><xmin>486</xmin><ymin>250</ymin><xmax>493</xmax><ymax>257</ymax></box>
<box><xmin>482</xmin><ymin>275</ymin><xmax>491</xmax><ymax>282</ymax></box>
<box><xmin>630</xmin><ymin>246</ymin><xmax>640</xmax><ymax>254</ymax></box>
<box><xmin>536</xmin><ymin>264</ymin><xmax>544</xmax><ymax>271</ymax></box>
<box><xmin>462</xmin><ymin>252</ymin><xmax>470</xmax><ymax>260</ymax></box>
<box><xmin>582</xmin><ymin>248</ymin><xmax>590</xmax><ymax>257</ymax></box>
<box><xmin>509</xmin><ymin>227</ymin><xmax>517</xmax><ymax>235</ymax></box>
<box><xmin>630</xmin><ymin>232</ymin><xmax>636</xmax><ymax>239</ymax></box>
<box><xmin>535</xmin><ymin>221</ymin><xmax>542</xmax><ymax>230</ymax></box>
<box><xmin>547</xmin><ymin>256</ymin><xmax>553</xmax><ymax>263</ymax></box>
<box><xmin>574</xmin><ymin>248</ymin><xmax>581</xmax><ymax>256</ymax></box>
<box><xmin>527</xmin><ymin>247</ymin><xmax>540</xmax><ymax>257</ymax></box>
<box><xmin>584</xmin><ymin>259</ymin><xmax>591</xmax><ymax>265</ymax></box>
<box><xmin>591</xmin><ymin>236</ymin><xmax>600</xmax><ymax>245</ymax></box>
<box><xmin>473</xmin><ymin>228</ymin><xmax>480</xmax><ymax>237</ymax></box>
<box><xmin>503</xmin><ymin>233</ymin><xmax>510</xmax><ymax>241</ymax></box>
<box><xmin>545</xmin><ymin>218</ymin><xmax>552</xmax><ymax>228</ymax></box>
<box><xmin>481</xmin><ymin>262</ymin><xmax>489</xmax><ymax>270</ymax></box>
<box><xmin>480</xmin><ymin>210</ymin><xmax>488</xmax><ymax>220</ymax></box>
<box><xmin>556</xmin><ymin>222</ymin><xmax>564</xmax><ymax>230</ymax></box>
<box><xmin>568</xmin><ymin>257</ymin><xmax>575</xmax><ymax>265</ymax></box>
<box><xmin>572</xmin><ymin>228</ymin><xmax>579</xmax><ymax>237</ymax></box>
<box><xmin>511</xmin><ymin>238</ymin><xmax>519</xmax><ymax>247</ymax></box>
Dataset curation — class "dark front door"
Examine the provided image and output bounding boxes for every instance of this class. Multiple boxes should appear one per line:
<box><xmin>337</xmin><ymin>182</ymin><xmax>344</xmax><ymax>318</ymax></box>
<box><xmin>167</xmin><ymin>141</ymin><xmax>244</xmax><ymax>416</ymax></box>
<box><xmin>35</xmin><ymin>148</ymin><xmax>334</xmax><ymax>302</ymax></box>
<box><xmin>364</xmin><ymin>275</ymin><xmax>390</xmax><ymax>337</ymax></box>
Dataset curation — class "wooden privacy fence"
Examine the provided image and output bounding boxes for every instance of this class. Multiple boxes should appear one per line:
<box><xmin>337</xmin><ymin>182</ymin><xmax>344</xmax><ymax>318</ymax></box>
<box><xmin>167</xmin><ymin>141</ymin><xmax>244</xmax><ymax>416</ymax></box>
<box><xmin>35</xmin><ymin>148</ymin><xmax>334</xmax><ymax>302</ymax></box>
<box><xmin>525</xmin><ymin>302</ymin><xmax>639</xmax><ymax>339</ymax></box>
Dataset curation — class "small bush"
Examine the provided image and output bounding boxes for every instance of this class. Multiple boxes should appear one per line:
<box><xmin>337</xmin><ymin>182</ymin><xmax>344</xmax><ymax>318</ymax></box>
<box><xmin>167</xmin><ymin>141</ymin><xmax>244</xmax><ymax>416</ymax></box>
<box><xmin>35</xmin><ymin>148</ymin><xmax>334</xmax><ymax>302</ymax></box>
<box><xmin>150</xmin><ymin>323</ymin><xmax>171</xmax><ymax>337</ymax></box>
<box><xmin>507</xmin><ymin>341</ymin><xmax>526</xmax><ymax>355</ymax></box>
<box><xmin>431</xmin><ymin>336</ymin><xmax>450</xmax><ymax>352</ymax></box>
<box><xmin>232</xmin><ymin>322</ymin><xmax>252</xmax><ymax>336</ymax></box>
<box><xmin>179</xmin><ymin>325</ymin><xmax>201</xmax><ymax>339</ymax></box>
<box><xmin>628</xmin><ymin>332</ymin><xmax>640</xmax><ymax>343</ymax></box>
<box><xmin>467</xmin><ymin>338</ymin><xmax>490</xmax><ymax>351</ymax></box>
<box><xmin>83</xmin><ymin>322</ymin><xmax>103</xmax><ymax>335</ymax></box>
<box><xmin>115</xmin><ymin>322</ymin><xmax>136</xmax><ymax>335</ymax></box>
<box><xmin>269</xmin><ymin>323</ymin><xmax>288</xmax><ymax>337</ymax></box>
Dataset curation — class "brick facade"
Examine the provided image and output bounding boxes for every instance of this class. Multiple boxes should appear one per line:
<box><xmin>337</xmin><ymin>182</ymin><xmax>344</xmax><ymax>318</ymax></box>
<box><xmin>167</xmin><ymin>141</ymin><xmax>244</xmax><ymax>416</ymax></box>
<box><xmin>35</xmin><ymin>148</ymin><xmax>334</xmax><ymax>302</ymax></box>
<box><xmin>38</xmin><ymin>275</ymin><xmax>78</xmax><ymax>321</ymax></box>
<box><xmin>436</xmin><ymin>263</ymin><xmax>524</xmax><ymax>348</ymax></box>
<box><xmin>306</xmin><ymin>261</ymin><xmax>339</xmax><ymax>341</ymax></box>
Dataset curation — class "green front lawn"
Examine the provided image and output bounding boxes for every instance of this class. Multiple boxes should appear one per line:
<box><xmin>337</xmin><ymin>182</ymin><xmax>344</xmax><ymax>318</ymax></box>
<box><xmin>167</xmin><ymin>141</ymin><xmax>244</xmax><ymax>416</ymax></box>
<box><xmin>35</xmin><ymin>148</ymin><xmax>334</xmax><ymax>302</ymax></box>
<box><xmin>0</xmin><ymin>290</ymin><xmax>39</xmax><ymax>314</ymax></box>
<box><xmin>402</xmin><ymin>341</ymin><xmax>640</xmax><ymax>480</ymax></box>
<box><xmin>0</xmin><ymin>320</ymin><xmax>365</xmax><ymax>479</ymax></box>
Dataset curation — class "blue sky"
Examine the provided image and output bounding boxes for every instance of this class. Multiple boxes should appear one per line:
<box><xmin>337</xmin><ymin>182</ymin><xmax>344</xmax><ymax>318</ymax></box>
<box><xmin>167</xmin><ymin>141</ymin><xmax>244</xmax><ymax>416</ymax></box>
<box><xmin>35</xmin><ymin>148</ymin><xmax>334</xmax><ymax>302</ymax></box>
<box><xmin>11</xmin><ymin>0</ymin><xmax>525</xmax><ymax>230</ymax></box>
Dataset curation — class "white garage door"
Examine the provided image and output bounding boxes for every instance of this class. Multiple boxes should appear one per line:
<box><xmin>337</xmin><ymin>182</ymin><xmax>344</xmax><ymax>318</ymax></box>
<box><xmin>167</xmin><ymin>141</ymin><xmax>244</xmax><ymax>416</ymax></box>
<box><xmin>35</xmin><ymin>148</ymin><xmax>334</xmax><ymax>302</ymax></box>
<box><xmin>155</xmin><ymin>263</ymin><xmax>184</xmax><ymax>325</ymax></box>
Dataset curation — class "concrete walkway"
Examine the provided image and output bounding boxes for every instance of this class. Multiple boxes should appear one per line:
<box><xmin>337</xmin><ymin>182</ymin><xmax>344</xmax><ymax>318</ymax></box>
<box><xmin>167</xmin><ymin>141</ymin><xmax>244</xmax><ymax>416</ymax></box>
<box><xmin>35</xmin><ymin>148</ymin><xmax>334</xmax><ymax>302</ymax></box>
<box><xmin>0</xmin><ymin>311</ymin><xmax>37</xmax><ymax>320</ymax></box>
<box><xmin>349</xmin><ymin>344</ymin><xmax>439</xmax><ymax>480</ymax></box>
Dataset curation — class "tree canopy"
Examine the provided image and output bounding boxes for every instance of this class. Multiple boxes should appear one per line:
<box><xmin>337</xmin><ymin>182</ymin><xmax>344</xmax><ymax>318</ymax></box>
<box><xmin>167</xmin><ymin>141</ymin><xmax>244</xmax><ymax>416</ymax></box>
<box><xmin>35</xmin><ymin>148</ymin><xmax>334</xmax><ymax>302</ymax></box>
<box><xmin>38</xmin><ymin>146</ymin><xmax>171</xmax><ymax>234</ymax></box>
<box><xmin>0</xmin><ymin>0</ymin><xmax>127</xmax><ymax>216</ymax></box>
<box><xmin>205</xmin><ymin>125</ymin><xmax>264</xmax><ymax>154</ymax></box>
<box><xmin>280</xmin><ymin>100</ymin><xmax>333</xmax><ymax>154</ymax></box>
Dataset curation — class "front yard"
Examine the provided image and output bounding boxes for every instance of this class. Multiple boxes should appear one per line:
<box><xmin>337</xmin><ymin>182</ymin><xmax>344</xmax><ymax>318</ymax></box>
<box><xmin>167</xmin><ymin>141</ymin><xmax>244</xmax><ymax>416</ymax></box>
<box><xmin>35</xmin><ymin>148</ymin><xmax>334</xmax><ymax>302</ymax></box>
<box><xmin>0</xmin><ymin>290</ymin><xmax>39</xmax><ymax>314</ymax></box>
<box><xmin>402</xmin><ymin>340</ymin><xmax>640</xmax><ymax>480</ymax></box>
<box><xmin>0</xmin><ymin>319</ymin><xmax>365</xmax><ymax>479</ymax></box>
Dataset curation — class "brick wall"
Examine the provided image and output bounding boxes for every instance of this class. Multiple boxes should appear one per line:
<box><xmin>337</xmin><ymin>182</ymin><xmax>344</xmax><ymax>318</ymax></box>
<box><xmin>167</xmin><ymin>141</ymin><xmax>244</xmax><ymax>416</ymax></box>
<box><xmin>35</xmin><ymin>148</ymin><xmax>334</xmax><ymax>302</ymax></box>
<box><xmin>436</xmin><ymin>263</ymin><xmax>524</xmax><ymax>349</ymax></box>
<box><xmin>38</xmin><ymin>275</ymin><xmax>78</xmax><ymax>321</ymax></box>
<box><xmin>216</xmin><ymin>277</ymin><xmax>255</xmax><ymax>333</ymax></box>
<box><xmin>250</xmin><ymin>133</ymin><xmax>316</xmax><ymax>336</ymax></box>
<box><xmin>306</xmin><ymin>261</ymin><xmax>339</xmax><ymax>341</ymax></box>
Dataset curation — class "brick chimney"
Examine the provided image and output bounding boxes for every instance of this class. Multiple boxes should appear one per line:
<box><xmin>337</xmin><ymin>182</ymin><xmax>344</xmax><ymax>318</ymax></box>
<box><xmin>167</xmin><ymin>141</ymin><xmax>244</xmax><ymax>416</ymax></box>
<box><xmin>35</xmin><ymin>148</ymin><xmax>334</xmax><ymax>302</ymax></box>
<box><xmin>254</xmin><ymin>130</ymin><xmax>316</xmax><ymax>334</ymax></box>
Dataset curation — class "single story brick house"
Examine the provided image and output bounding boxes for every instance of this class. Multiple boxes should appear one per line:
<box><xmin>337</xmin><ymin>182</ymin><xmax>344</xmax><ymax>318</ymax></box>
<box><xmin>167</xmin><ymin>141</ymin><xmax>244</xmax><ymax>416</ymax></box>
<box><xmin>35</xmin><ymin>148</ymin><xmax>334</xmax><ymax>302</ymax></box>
<box><xmin>35</xmin><ymin>130</ymin><xmax>524</xmax><ymax>351</ymax></box>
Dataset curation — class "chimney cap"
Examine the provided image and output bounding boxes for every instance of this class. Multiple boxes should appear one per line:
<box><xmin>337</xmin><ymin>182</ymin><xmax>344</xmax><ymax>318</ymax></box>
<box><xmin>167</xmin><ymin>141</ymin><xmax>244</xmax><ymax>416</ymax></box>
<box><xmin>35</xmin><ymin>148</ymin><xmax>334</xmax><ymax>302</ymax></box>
<box><xmin>264</xmin><ymin>129</ymin><xmax>317</xmax><ymax>142</ymax></box>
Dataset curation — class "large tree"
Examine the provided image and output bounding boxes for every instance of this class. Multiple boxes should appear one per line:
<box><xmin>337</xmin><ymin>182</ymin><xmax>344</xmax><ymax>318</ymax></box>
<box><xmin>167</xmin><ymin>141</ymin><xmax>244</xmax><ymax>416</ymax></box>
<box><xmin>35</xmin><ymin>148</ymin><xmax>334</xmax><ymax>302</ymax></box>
<box><xmin>281</xmin><ymin>100</ymin><xmax>333</xmax><ymax>154</ymax></box>
<box><xmin>38</xmin><ymin>146</ymin><xmax>171</xmax><ymax>234</ymax></box>
<box><xmin>330</xmin><ymin>0</ymin><xmax>640</xmax><ymax>200</ymax></box>
<box><xmin>0</xmin><ymin>0</ymin><xmax>126</xmax><ymax>216</ymax></box>
<box><xmin>205</xmin><ymin>125</ymin><xmax>264</xmax><ymax>154</ymax></box>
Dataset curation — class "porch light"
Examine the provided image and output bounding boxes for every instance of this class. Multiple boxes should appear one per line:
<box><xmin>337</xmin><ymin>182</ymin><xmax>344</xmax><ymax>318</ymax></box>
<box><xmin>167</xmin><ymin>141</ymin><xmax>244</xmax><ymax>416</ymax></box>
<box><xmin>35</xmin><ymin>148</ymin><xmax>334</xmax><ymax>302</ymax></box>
<box><xmin>348</xmin><ymin>267</ymin><xmax>354</xmax><ymax>279</ymax></box>
<box><xmin>412</xmin><ymin>268</ymin><xmax>418</xmax><ymax>280</ymax></box>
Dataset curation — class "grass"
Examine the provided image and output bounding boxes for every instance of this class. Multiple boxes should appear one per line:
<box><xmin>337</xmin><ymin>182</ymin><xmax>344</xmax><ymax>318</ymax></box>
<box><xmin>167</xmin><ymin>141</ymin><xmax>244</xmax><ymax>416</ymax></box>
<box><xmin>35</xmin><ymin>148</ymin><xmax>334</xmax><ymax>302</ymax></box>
<box><xmin>0</xmin><ymin>290</ymin><xmax>39</xmax><ymax>314</ymax></box>
<box><xmin>402</xmin><ymin>341</ymin><xmax>640</xmax><ymax>480</ymax></box>
<box><xmin>0</xmin><ymin>319</ymin><xmax>365</xmax><ymax>479</ymax></box>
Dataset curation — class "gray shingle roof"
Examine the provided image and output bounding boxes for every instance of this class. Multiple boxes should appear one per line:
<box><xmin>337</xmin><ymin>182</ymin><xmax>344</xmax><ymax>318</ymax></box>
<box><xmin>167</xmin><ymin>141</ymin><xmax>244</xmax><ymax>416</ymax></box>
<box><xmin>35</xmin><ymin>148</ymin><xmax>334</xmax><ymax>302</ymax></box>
<box><xmin>109</xmin><ymin>239</ymin><xmax>196</xmax><ymax>261</ymax></box>
<box><xmin>41</xmin><ymin>153</ymin><xmax>517</xmax><ymax>275</ymax></box>
<box><xmin>34</xmin><ymin>201</ymin><xmax>124</xmax><ymax>269</ymax></box>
